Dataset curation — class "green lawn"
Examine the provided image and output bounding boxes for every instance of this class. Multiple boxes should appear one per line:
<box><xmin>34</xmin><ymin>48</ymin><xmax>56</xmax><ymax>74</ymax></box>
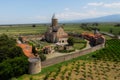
<box><xmin>73</xmin><ymin>37</ymin><xmax>87</xmax><ymax>50</ymax></box>
<box><xmin>73</xmin><ymin>43</ymin><xmax>86</xmax><ymax>50</ymax></box>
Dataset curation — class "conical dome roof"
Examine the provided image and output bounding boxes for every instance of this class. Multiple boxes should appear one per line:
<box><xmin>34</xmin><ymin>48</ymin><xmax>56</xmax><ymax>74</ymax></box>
<box><xmin>52</xmin><ymin>13</ymin><xmax>57</xmax><ymax>19</ymax></box>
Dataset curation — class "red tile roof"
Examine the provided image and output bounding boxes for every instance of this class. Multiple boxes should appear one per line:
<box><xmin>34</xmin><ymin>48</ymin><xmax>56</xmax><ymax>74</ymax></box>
<box><xmin>17</xmin><ymin>44</ymin><xmax>35</xmax><ymax>58</ymax></box>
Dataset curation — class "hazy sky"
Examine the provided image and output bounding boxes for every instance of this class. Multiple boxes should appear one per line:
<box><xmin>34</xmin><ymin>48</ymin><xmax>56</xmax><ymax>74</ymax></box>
<box><xmin>0</xmin><ymin>0</ymin><xmax>120</xmax><ymax>24</ymax></box>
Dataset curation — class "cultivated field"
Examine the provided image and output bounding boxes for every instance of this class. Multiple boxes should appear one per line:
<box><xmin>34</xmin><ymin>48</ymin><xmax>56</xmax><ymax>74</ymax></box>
<box><xmin>1</xmin><ymin>23</ymin><xmax>120</xmax><ymax>80</ymax></box>
<box><xmin>0</xmin><ymin>25</ymin><xmax>47</xmax><ymax>36</ymax></box>
<box><xmin>0</xmin><ymin>24</ymin><xmax>84</xmax><ymax>36</ymax></box>
<box><xmin>17</xmin><ymin>39</ymin><xmax>120</xmax><ymax>80</ymax></box>
<box><xmin>0</xmin><ymin>23</ymin><xmax>120</xmax><ymax>36</ymax></box>
<box><xmin>87</xmin><ymin>23</ymin><xmax>120</xmax><ymax>35</ymax></box>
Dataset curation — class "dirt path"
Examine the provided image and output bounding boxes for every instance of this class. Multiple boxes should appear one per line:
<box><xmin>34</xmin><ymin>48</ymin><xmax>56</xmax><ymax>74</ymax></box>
<box><xmin>82</xmin><ymin>40</ymin><xmax>91</xmax><ymax>50</ymax></box>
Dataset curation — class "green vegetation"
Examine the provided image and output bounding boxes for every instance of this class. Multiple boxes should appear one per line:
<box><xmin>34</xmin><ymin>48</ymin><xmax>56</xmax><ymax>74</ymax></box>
<box><xmin>32</xmin><ymin>45</ymin><xmax>37</xmax><ymax>55</ymax></box>
<box><xmin>73</xmin><ymin>38</ymin><xmax>87</xmax><ymax>50</ymax></box>
<box><xmin>0</xmin><ymin>23</ymin><xmax>120</xmax><ymax>80</ymax></box>
<box><xmin>0</xmin><ymin>25</ymin><xmax>47</xmax><ymax>36</ymax></box>
<box><xmin>80</xmin><ymin>23</ymin><xmax>120</xmax><ymax>35</ymax></box>
<box><xmin>0</xmin><ymin>34</ymin><xmax>28</xmax><ymax>80</ymax></box>
<box><xmin>32</xmin><ymin>45</ymin><xmax>46</xmax><ymax>61</ymax></box>
<box><xmin>0</xmin><ymin>23</ymin><xmax>120</xmax><ymax>36</ymax></box>
<box><xmin>0</xmin><ymin>24</ymin><xmax>85</xmax><ymax>36</ymax></box>
<box><xmin>18</xmin><ymin>39</ymin><xmax>120</xmax><ymax>80</ymax></box>
<box><xmin>103</xmin><ymin>35</ymin><xmax>112</xmax><ymax>40</ymax></box>
<box><xmin>58</xmin><ymin>49</ymin><xmax>75</xmax><ymax>53</ymax></box>
<box><xmin>96</xmin><ymin>23</ymin><xmax>120</xmax><ymax>35</ymax></box>
<box><xmin>92</xmin><ymin>39</ymin><xmax>120</xmax><ymax>61</ymax></box>
<box><xmin>0</xmin><ymin>34</ymin><xmax>23</xmax><ymax>62</ymax></box>
<box><xmin>67</xmin><ymin>37</ymin><xmax>75</xmax><ymax>46</ymax></box>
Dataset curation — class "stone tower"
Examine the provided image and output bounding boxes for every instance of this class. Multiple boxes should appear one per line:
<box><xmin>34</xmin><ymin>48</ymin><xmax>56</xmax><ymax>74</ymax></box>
<box><xmin>51</xmin><ymin>14</ymin><xmax>58</xmax><ymax>26</ymax></box>
<box><xmin>28</xmin><ymin>57</ymin><xmax>41</xmax><ymax>74</ymax></box>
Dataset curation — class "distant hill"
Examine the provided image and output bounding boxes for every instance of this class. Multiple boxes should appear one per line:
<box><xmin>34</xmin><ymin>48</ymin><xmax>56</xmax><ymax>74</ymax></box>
<box><xmin>66</xmin><ymin>14</ymin><xmax>120</xmax><ymax>23</ymax></box>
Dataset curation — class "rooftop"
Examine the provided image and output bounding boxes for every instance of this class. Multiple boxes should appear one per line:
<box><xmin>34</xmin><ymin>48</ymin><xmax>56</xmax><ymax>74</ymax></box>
<box><xmin>17</xmin><ymin>44</ymin><xmax>35</xmax><ymax>58</ymax></box>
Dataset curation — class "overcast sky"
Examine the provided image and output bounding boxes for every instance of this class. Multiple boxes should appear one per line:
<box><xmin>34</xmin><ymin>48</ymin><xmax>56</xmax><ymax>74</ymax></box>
<box><xmin>0</xmin><ymin>0</ymin><xmax>120</xmax><ymax>24</ymax></box>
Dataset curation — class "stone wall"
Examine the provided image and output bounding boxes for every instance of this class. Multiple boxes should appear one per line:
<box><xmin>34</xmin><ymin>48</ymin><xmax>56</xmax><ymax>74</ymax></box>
<box><xmin>41</xmin><ymin>43</ymin><xmax>105</xmax><ymax>68</ymax></box>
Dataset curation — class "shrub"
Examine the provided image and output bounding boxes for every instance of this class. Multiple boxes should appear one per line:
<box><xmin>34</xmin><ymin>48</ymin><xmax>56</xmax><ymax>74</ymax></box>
<box><xmin>67</xmin><ymin>37</ymin><xmax>75</xmax><ymax>46</ymax></box>
<box><xmin>39</xmin><ymin>53</ymin><xmax>46</xmax><ymax>61</ymax></box>
<box><xmin>58</xmin><ymin>49</ymin><xmax>75</xmax><ymax>53</ymax></box>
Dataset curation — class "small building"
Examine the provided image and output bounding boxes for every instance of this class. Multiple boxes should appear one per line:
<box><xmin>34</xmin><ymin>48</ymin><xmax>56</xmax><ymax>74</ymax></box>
<box><xmin>82</xmin><ymin>30</ymin><xmax>105</xmax><ymax>47</ymax></box>
<box><xmin>44</xmin><ymin>14</ymin><xmax>68</xmax><ymax>45</ymax></box>
<box><xmin>42</xmin><ymin>45</ymin><xmax>54</xmax><ymax>54</ymax></box>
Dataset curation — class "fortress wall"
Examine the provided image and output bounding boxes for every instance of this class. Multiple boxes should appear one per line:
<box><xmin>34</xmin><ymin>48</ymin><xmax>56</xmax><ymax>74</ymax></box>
<box><xmin>41</xmin><ymin>43</ymin><xmax>105</xmax><ymax>68</ymax></box>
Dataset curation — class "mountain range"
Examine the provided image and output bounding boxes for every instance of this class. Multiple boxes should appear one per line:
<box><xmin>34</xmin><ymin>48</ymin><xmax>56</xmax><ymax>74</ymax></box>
<box><xmin>66</xmin><ymin>14</ymin><xmax>120</xmax><ymax>23</ymax></box>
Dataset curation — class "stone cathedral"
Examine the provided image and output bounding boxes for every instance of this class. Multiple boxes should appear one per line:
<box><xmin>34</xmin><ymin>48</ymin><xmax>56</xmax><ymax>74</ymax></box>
<box><xmin>44</xmin><ymin>14</ymin><xmax>68</xmax><ymax>45</ymax></box>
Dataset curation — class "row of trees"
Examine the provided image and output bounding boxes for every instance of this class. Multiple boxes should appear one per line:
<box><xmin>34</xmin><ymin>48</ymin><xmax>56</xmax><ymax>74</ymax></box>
<box><xmin>0</xmin><ymin>34</ymin><xmax>28</xmax><ymax>80</ymax></box>
<box><xmin>80</xmin><ymin>23</ymin><xmax>100</xmax><ymax>31</ymax></box>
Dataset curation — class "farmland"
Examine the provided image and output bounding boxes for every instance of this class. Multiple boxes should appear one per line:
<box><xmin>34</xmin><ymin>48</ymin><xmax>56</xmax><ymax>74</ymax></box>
<box><xmin>0</xmin><ymin>25</ymin><xmax>47</xmax><ymax>36</ymax></box>
<box><xmin>1</xmin><ymin>23</ymin><xmax>120</xmax><ymax>80</ymax></box>
<box><xmin>17</xmin><ymin>39</ymin><xmax>120</xmax><ymax>80</ymax></box>
<box><xmin>0</xmin><ymin>23</ymin><xmax>120</xmax><ymax>36</ymax></box>
<box><xmin>83</xmin><ymin>23</ymin><xmax>120</xmax><ymax>35</ymax></box>
<box><xmin>0</xmin><ymin>24</ymin><xmax>83</xmax><ymax>36</ymax></box>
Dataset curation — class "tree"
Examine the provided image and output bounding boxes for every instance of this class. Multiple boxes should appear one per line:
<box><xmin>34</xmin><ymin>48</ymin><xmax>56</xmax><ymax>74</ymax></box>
<box><xmin>32</xmin><ymin>45</ymin><xmax>37</xmax><ymax>55</ymax></box>
<box><xmin>39</xmin><ymin>53</ymin><xmax>46</xmax><ymax>61</ymax></box>
<box><xmin>32</xmin><ymin>24</ymin><xmax>36</xmax><ymax>27</ymax></box>
<box><xmin>38</xmin><ymin>51</ymin><xmax>46</xmax><ymax>61</ymax></box>
<box><xmin>118</xmin><ymin>31</ymin><xmax>120</xmax><ymax>35</ymax></box>
<box><xmin>80</xmin><ymin>23</ymin><xmax>88</xmax><ymax>28</ymax></box>
<box><xmin>114</xmin><ymin>24</ymin><xmax>120</xmax><ymax>27</ymax></box>
<box><xmin>0</xmin><ymin>34</ymin><xmax>21</xmax><ymax>62</ymax></box>
<box><xmin>18</xmin><ymin>37</ymin><xmax>23</xmax><ymax>43</ymax></box>
<box><xmin>67</xmin><ymin>37</ymin><xmax>75</xmax><ymax>46</ymax></box>
<box><xmin>109</xmin><ymin>28</ymin><xmax>113</xmax><ymax>33</ymax></box>
<box><xmin>92</xmin><ymin>23</ymin><xmax>99</xmax><ymax>26</ymax></box>
<box><xmin>0</xmin><ymin>34</ymin><xmax>28</xmax><ymax>80</ymax></box>
<box><xmin>0</xmin><ymin>57</ymin><xmax>28</xmax><ymax>80</ymax></box>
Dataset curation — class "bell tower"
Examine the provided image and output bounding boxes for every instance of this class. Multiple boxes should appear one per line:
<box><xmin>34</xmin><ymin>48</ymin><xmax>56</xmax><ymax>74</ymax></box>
<box><xmin>51</xmin><ymin>14</ymin><xmax>58</xmax><ymax>26</ymax></box>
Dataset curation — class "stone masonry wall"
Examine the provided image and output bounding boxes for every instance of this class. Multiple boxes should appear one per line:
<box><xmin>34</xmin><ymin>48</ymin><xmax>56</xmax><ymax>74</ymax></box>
<box><xmin>41</xmin><ymin>43</ymin><xmax>105</xmax><ymax>68</ymax></box>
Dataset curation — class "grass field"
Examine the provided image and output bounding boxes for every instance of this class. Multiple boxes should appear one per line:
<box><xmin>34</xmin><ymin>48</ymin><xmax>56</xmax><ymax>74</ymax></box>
<box><xmin>0</xmin><ymin>23</ymin><xmax>120</xmax><ymax>36</ymax></box>
<box><xmin>89</xmin><ymin>23</ymin><xmax>120</xmax><ymax>35</ymax></box>
<box><xmin>0</xmin><ymin>25</ymin><xmax>47</xmax><ymax>36</ymax></box>
<box><xmin>17</xmin><ymin>39</ymin><xmax>120</xmax><ymax>80</ymax></box>
<box><xmin>0</xmin><ymin>24</ymin><xmax>84</xmax><ymax>36</ymax></box>
<box><xmin>73</xmin><ymin>38</ymin><xmax>87</xmax><ymax>50</ymax></box>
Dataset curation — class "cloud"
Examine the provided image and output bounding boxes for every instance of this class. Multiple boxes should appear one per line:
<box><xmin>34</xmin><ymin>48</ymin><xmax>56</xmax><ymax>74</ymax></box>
<box><xmin>88</xmin><ymin>2</ymin><xmax>103</xmax><ymax>6</ymax></box>
<box><xmin>87</xmin><ymin>2</ymin><xmax>120</xmax><ymax>8</ymax></box>
<box><xmin>104</xmin><ymin>2</ymin><xmax>120</xmax><ymax>8</ymax></box>
<box><xmin>64</xmin><ymin>8</ymin><xmax>70</xmax><ymax>11</ymax></box>
<box><xmin>83</xmin><ymin>6</ymin><xmax>88</xmax><ymax>9</ymax></box>
<box><xmin>56</xmin><ymin>10</ymin><xmax>110</xmax><ymax>21</ymax></box>
<box><xmin>56</xmin><ymin>12</ymin><xmax>85</xmax><ymax>20</ymax></box>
